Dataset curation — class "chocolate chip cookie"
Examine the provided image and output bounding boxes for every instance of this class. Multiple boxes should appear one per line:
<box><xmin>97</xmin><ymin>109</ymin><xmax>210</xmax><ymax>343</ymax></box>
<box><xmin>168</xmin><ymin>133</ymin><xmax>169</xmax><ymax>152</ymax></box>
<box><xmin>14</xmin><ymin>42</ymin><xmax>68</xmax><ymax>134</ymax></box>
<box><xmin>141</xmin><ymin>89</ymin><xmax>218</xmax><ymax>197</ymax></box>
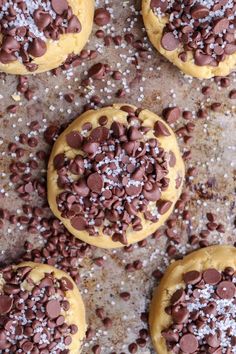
<box><xmin>150</xmin><ymin>245</ymin><xmax>236</xmax><ymax>353</ymax></box>
<box><xmin>47</xmin><ymin>103</ymin><xmax>185</xmax><ymax>248</ymax></box>
<box><xmin>0</xmin><ymin>262</ymin><xmax>86</xmax><ymax>353</ymax></box>
<box><xmin>142</xmin><ymin>0</ymin><xmax>236</xmax><ymax>78</ymax></box>
<box><xmin>0</xmin><ymin>0</ymin><xmax>94</xmax><ymax>75</ymax></box>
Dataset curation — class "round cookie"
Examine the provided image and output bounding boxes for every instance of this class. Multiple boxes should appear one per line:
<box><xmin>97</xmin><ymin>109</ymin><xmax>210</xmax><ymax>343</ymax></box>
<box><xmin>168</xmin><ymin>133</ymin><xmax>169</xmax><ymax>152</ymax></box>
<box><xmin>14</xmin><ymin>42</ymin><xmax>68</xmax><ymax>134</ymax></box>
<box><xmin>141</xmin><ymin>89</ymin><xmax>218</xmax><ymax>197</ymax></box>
<box><xmin>142</xmin><ymin>0</ymin><xmax>236</xmax><ymax>79</ymax></box>
<box><xmin>0</xmin><ymin>262</ymin><xmax>86</xmax><ymax>353</ymax></box>
<box><xmin>0</xmin><ymin>0</ymin><xmax>94</xmax><ymax>75</ymax></box>
<box><xmin>150</xmin><ymin>245</ymin><xmax>236</xmax><ymax>353</ymax></box>
<box><xmin>47</xmin><ymin>103</ymin><xmax>185</xmax><ymax>248</ymax></box>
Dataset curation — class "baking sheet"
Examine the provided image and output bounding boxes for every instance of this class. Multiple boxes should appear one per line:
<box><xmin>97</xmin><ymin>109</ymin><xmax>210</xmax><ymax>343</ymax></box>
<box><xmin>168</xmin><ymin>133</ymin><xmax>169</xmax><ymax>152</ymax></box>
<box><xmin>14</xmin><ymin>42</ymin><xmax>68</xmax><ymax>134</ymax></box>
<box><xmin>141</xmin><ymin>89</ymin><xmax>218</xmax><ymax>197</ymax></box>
<box><xmin>0</xmin><ymin>0</ymin><xmax>236</xmax><ymax>353</ymax></box>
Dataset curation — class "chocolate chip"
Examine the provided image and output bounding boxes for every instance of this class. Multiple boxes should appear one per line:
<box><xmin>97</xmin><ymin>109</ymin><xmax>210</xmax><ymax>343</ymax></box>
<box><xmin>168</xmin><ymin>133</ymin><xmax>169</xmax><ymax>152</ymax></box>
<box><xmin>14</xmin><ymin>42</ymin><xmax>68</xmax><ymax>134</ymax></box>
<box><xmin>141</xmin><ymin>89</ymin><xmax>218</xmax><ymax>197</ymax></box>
<box><xmin>128</xmin><ymin>343</ymin><xmax>138</xmax><ymax>353</ymax></box>
<box><xmin>172</xmin><ymin>306</ymin><xmax>189</xmax><ymax>323</ymax></box>
<box><xmin>171</xmin><ymin>289</ymin><xmax>185</xmax><ymax>305</ymax></box>
<box><xmin>162</xmin><ymin>329</ymin><xmax>179</xmax><ymax>343</ymax></box>
<box><xmin>194</xmin><ymin>50</ymin><xmax>212</xmax><ymax>66</ymax></box>
<box><xmin>161</xmin><ymin>32</ymin><xmax>179</xmax><ymax>51</ymax></box>
<box><xmin>34</xmin><ymin>10</ymin><xmax>52</xmax><ymax>30</ymax></box>
<box><xmin>143</xmin><ymin>185</ymin><xmax>161</xmax><ymax>201</ymax></box>
<box><xmin>64</xmin><ymin>93</ymin><xmax>75</xmax><ymax>103</ymax></box>
<box><xmin>216</xmin><ymin>281</ymin><xmax>235</xmax><ymax>299</ymax></box>
<box><xmin>28</xmin><ymin>38</ymin><xmax>47</xmax><ymax>58</ymax></box>
<box><xmin>94</xmin><ymin>8</ymin><xmax>111</xmax><ymax>26</ymax></box>
<box><xmin>213</xmin><ymin>18</ymin><xmax>229</xmax><ymax>34</ymax></box>
<box><xmin>206</xmin><ymin>333</ymin><xmax>221</xmax><ymax>348</ymax></box>
<box><xmin>179</xmin><ymin>334</ymin><xmax>198</xmax><ymax>353</ymax></box>
<box><xmin>120</xmin><ymin>292</ymin><xmax>131</xmax><ymax>301</ymax></box>
<box><xmin>98</xmin><ymin>116</ymin><xmax>108</xmax><ymax>126</ymax></box>
<box><xmin>60</xmin><ymin>277</ymin><xmax>74</xmax><ymax>291</ymax></box>
<box><xmin>154</xmin><ymin>121</ymin><xmax>171</xmax><ymax>137</ymax></box>
<box><xmin>103</xmin><ymin>317</ymin><xmax>112</xmax><ymax>329</ymax></box>
<box><xmin>46</xmin><ymin>299</ymin><xmax>61</xmax><ymax>319</ymax></box>
<box><xmin>157</xmin><ymin>200</ymin><xmax>172</xmax><ymax>215</ymax></box>
<box><xmin>88</xmin><ymin>63</ymin><xmax>106</xmax><ymax>80</ymax></box>
<box><xmin>22</xmin><ymin>341</ymin><xmax>34</xmax><ymax>352</ymax></box>
<box><xmin>203</xmin><ymin>268</ymin><xmax>221</xmax><ymax>285</ymax></box>
<box><xmin>66</xmin><ymin>131</ymin><xmax>83</xmax><ymax>149</ymax></box>
<box><xmin>68</xmin><ymin>15</ymin><xmax>81</xmax><ymax>33</ymax></box>
<box><xmin>163</xmin><ymin>107</ymin><xmax>181</xmax><ymax>124</ymax></box>
<box><xmin>2</xmin><ymin>36</ymin><xmax>20</xmax><ymax>53</ymax></box>
<box><xmin>0</xmin><ymin>50</ymin><xmax>16</xmax><ymax>64</ymax></box>
<box><xmin>51</xmin><ymin>0</ymin><xmax>68</xmax><ymax>15</ymax></box>
<box><xmin>90</xmin><ymin>127</ymin><xmax>109</xmax><ymax>142</ymax></box>
<box><xmin>92</xmin><ymin>345</ymin><xmax>101</xmax><ymax>354</ymax></box>
<box><xmin>191</xmin><ymin>5</ymin><xmax>209</xmax><ymax>19</ymax></box>
<box><xmin>53</xmin><ymin>153</ymin><xmax>65</xmax><ymax>170</ymax></box>
<box><xmin>183</xmin><ymin>271</ymin><xmax>201</xmax><ymax>285</ymax></box>
<box><xmin>87</xmin><ymin>172</ymin><xmax>104</xmax><ymax>193</ymax></box>
<box><xmin>111</xmin><ymin>121</ymin><xmax>126</xmax><ymax>137</ymax></box>
<box><xmin>71</xmin><ymin>215</ymin><xmax>87</xmax><ymax>230</ymax></box>
<box><xmin>82</xmin><ymin>142</ymin><xmax>100</xmax><ymax>155</ymax></box>
<box><xmin>229</xmin><ymin>90</ymin><xmax>236</xmax><ymax>99</ymax></box>
<box><xmin>0</xmin><ymin>295</ymin><xmax>13</xmax><ymax>315</ymax></box>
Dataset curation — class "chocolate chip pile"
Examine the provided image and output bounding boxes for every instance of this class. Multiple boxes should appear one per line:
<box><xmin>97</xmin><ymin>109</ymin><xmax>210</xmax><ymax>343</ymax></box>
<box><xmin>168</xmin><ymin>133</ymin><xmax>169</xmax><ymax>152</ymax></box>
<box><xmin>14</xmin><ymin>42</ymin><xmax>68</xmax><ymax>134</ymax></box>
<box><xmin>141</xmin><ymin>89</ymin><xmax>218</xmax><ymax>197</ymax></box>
<box><xmin>151</xmin><ymin>0</ymin><xmax>236</xmax><ymax>66</ymax></box>
<box><xmin>54</xmin><ymin>107</ymin><xmax>176</xmax><ymax>244</ymax></box>
<box><xmin>162</xmin><ymin>267</ymin><xmax>236</xmax><ymax>353</ymax></box>
<box><xmin>0</xmin><ymin>0</ymin><xmax>81</xmax><ymax>71</ymax></box>
<box><xmin>0</xmin><ymin>265</ymin><xmax>78</xmax><ymax>353</ymax></box>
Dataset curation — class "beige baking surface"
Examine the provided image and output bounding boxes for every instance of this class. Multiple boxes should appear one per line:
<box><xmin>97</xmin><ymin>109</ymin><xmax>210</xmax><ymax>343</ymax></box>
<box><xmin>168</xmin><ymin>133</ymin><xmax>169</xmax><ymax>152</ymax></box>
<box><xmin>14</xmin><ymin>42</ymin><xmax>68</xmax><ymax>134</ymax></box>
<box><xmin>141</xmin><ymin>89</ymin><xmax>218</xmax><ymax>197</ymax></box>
<box><xmin>0</xmin><ymin>0</ymin><xmax>235</xmax><ymax>353</ymax></box>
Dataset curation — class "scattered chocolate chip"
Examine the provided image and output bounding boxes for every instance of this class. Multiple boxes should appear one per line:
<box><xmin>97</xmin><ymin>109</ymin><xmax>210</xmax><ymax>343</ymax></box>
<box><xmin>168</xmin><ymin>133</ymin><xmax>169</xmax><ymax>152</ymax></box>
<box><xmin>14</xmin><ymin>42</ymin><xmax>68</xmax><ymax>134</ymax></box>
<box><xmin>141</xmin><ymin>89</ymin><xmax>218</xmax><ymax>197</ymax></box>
<box><xmin>94</xmin><ymin>8</ymin><xmax>111</xmax><ymax>26</ymax></box>
<box><xmin>88</xmin><ymin>63</ymin><xmax>106</xmax><ymax>80</ymax></box>
<box><xmin>163</xmin><ymin>106</ymin><xmax>181</xmax><ymax>124</ymax></box>
<box><xmin>229</xmin><ymin>90</ymin><xmax>236</xmax><ymax>99</ymax></box>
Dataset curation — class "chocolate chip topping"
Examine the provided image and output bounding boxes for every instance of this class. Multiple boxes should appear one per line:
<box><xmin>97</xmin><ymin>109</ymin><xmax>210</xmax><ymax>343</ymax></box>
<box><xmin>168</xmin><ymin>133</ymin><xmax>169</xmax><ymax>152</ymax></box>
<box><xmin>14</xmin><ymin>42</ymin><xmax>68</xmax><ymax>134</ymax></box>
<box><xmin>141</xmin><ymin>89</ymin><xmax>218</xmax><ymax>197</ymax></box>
<box><xmin>0</xmin><ymin>0</ymin><xmax>82</xmax><ymax>71</ymax></box>
<box><xmin>183</xmin><ymin>270</ymin><xmax>201</xmax><ymax>284</ymax></box>
<box><xmin>203</xmin><ymin>268</ymin><xmax>222</xmax><ymax>285</ymax></box>
<box><xmin>0</xmin><ymin>295</ymin><xmax>13</xmax><ymax>315</ymax></box>
<box><xmin>180</xmin><ymin>333</ymin><xmax>198</xmax><ymax>353</ymax></box>
<box><xmin>55</xmin><ymin>109</ymin><xmax>174</xmax><ymax>244</ymax></box>
<box><xmin>46</xmin><ymin>299</ymin><xmax>61</xmax><ymax>319</ymax></box>
<box><xmin>162</xmin><ymin>267</ymin><xmax>236</xmax><ymax>353</ymax></box>
<box><xmin>152</xmin><ymin>0</ymin><xmax>236</xmax><ymax>66</ymax></box>
<box><xmin>0</xmin><ymin>265</ymin><xmax>77</xmax><ymax>352</ymax></box>
<box><xmin>66</xmin><ymin>131</ymin><xmax>83</xmax><ymax>149</ymax></box>
<box><xmin>51</xmin><ymin>0</ymin><xmax>68</xmax><ymax>15</ymax></box>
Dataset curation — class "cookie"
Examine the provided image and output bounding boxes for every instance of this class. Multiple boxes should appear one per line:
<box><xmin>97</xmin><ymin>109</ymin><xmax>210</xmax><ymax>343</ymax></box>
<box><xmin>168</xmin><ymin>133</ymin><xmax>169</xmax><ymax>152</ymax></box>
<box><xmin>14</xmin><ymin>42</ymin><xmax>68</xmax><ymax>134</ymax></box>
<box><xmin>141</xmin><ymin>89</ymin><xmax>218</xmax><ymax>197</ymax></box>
<box><xmin>142</xmin><ymin>0</ymin><xmax>236</xmax><ymax>78</ymax></box>
<box><xmin>0</xmin><ymin>262</ymin><xmax>86</xmax><ymax>353</ymax></box>
<box><xmin>47</xmin><ymin>103</ymin><xmax>185</xmax><ymax>248</ymax></box>
<box><xmin>149</xmin><ymin>245</ymin><xmax>236</xmax><ymax>353</ymax></box>
<box><xmin>0</xmin><ymin>0</ymin><xmax>94</xmax><ymax>75</ymax></box>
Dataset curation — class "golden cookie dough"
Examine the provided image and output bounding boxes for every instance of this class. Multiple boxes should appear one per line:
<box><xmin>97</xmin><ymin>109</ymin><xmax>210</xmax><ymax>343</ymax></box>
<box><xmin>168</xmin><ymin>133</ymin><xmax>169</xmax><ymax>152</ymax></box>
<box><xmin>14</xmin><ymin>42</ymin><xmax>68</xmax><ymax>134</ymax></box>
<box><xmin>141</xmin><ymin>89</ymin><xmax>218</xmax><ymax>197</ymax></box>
<box><xmin>0</xmin><ymin>262</ymin><xmax>86</xmax><ymax>353</ymax></box>
<box><xmin>149</xmin><ymin>245</ymin><xmax>236</xmax><ymax>354</ymax></box>
<box><xmin>47</xmin><ymin>103</ymin><xmax>185</xmax><ymax>248</ymax></box>
<box><xmin>142</xmin><ymin>0</ymin><xmax>236</xmax><ymax>79</ymax></box>
<box><xmin>0</xmin><ymin>0</ymin><xmax>94</xmax><ymax>75</ymax></box>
